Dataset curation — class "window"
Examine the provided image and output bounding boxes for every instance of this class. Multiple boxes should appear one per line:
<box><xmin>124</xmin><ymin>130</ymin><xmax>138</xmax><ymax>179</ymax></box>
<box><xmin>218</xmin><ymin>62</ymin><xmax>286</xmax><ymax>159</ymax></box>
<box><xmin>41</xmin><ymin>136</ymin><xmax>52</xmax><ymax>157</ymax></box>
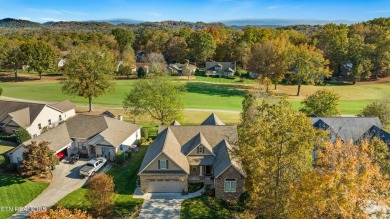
<box><xmin>38</xmin><ymin>123</ymin><xmax>42</xmax><ymax>129</ymax></box>
<box><xmin>159</xmin><ymin>160</ymin><xmax>168</xmax><ymax>169</ymax></box>
<box><xmin>78</xmin><ymin>141</ymin><xmax>86</xmax><ymax>150</ymax></box>
<box><xmin>197</xmin><ymin>146</ymin><xmax>204</xmax><ymax>154</ymax></box>
<box><xmin>224</xmin><ymin>179</ymin><xmax>237</xmax><ymax>192</ymax></box>
<box><xmin>59</xmin><ymin>115</ymin><xmax>62</xmax><ymax>121</ymax></box>
<box><xmin>48</xmin><ymin>119</ymin><xmax>52</xmax><ymax>125</ymax></box>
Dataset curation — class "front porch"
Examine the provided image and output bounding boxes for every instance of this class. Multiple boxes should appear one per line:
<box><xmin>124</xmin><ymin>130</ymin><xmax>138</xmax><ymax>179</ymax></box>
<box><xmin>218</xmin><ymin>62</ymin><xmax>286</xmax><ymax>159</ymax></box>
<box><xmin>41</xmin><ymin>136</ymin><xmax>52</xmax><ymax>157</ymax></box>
<box><xmin>188</xmin><ymin>165</ymin><xmax>213</xmax><ymax>185</ymax></box>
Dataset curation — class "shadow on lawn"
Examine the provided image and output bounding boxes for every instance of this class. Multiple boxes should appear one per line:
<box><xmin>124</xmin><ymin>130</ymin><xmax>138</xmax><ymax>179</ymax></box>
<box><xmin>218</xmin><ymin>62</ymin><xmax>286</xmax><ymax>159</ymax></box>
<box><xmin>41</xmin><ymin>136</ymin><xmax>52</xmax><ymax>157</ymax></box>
<box><xmin>0</xmin><ymin>173</ymin><xmax>26</xmax><ymax>186</ymax></box>
<box><xmin>186</xmin><ymin>82</ymin><xmax>248</xmax><ymax>97</ymax></box>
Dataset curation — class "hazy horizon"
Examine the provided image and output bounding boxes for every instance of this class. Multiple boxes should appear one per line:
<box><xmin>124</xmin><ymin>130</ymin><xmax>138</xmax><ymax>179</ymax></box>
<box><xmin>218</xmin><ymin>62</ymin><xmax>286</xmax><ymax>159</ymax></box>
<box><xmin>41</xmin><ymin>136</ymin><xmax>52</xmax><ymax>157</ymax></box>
<box><xmin>0</xmin><ymin>0</ymin><xmax>389</xmax><ymax>23</ymax></box>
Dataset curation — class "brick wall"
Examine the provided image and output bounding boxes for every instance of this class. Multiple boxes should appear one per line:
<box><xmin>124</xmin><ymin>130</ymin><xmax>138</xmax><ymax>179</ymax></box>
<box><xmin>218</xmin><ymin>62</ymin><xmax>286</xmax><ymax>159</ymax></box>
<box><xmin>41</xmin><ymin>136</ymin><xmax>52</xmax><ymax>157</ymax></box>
<box><xmin>215</xmin><ymin>166</ymin><xmax>245</xmax><ymax>200</ymax></box>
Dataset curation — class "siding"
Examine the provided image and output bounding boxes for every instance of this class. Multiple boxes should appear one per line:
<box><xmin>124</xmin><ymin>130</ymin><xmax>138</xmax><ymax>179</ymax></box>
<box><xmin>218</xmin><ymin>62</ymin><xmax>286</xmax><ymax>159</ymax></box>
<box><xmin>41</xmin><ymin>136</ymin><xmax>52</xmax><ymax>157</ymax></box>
<box><xmin>144</xmin><ymin>153</ymin><xmax>182</xmax><ymax>171</ymax></box>
<box><xmin>26</xmin><ymin>106</ymin><xmax>65</xmax><ymax>136</ymax></box>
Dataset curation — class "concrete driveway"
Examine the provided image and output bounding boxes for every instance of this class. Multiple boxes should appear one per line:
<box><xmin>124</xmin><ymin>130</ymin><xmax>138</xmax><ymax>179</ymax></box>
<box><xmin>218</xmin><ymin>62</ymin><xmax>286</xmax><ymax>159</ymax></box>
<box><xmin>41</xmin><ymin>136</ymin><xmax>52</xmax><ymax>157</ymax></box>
<box><xmin>9</xmin><ymin>159</ymin><xmax>111</xmax><ymax>219</ymax></box>
<box><xmin>135</xmin><ymin>188</ymin><xmax>204</xmax><ymax>219</ymax></box>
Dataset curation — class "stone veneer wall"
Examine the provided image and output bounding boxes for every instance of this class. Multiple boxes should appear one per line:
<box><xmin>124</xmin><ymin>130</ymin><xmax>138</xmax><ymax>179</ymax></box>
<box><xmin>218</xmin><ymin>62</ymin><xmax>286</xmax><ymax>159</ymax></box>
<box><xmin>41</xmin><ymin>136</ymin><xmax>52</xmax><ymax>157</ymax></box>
<box><xmin>139</xmin><ymin>174</ymin><xmax>188</xmax><ymax>193</ymax></box>
<box><xmin>215</xmin><ymin>166</ymin><xmax>245</xmax><ymax>200</ymax></box>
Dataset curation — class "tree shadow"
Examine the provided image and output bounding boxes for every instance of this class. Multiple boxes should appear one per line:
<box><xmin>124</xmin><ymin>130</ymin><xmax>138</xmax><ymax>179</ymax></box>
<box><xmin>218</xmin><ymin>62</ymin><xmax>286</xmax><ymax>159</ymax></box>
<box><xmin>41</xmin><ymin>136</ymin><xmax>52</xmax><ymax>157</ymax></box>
<box><xmin>185</xmin><ymin>82</ymin><xmax>248</xmax><ymax>97</ymax></box>
<box><xmin>0</xmin><ymin>173</ymin><xmax>26</xmax><ymax>186</ymax></box>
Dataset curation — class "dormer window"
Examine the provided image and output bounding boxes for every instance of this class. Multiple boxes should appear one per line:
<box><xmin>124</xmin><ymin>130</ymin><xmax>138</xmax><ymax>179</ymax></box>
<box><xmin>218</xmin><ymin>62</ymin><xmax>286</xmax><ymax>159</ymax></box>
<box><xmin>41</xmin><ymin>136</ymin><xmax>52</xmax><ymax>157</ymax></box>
<box><xmin>197</xmin><ymin>146</ymin><xmax>204</xmax><ymax>153</ymax></box>
<box><xmin>159</xmin><ymin>160</ymin><xmax>168</xmax><ymax>169</ymax></box>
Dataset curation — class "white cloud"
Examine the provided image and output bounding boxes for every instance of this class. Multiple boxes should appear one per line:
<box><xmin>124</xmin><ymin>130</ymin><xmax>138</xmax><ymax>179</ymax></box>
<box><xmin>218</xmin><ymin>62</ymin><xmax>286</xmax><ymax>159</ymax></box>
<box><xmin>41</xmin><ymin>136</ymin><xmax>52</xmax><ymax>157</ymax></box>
<box><xmin>19</xmin><ymin>17</ymin><xmax>31</xmax><ymax>20</ymax></box>
<box><xmin>41</xmin><ymin>17</ymin><xmax>61</xmax><ymax>22</ymax></box>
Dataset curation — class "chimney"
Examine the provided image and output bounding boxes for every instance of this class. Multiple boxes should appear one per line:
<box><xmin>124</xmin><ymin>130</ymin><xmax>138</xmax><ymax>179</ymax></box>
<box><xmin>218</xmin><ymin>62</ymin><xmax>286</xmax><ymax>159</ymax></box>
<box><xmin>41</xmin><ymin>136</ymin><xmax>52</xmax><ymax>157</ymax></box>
<box><xmin>117</xmin><ymin>115</ymin><xmax>123</xmax><ymax>121</ymax></box>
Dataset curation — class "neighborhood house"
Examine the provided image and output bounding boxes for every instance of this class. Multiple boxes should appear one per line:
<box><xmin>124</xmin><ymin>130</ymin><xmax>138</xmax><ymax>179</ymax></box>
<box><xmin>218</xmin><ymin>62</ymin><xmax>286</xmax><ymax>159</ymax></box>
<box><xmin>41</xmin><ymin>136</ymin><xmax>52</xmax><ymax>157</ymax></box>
<box><xmin>8</xmin><ymin>114</ymin><xmax>141</xmax><ymax>163</ymax></box>
<box><xmin>138</xmin><ymin>113</ymin><xmax>246</xmax><ymax>200</ymax></box>
<box><xmin>205</xmin><ymin>62</ymin><xmax>236</xmax><ymax>77</ymax></box>
<box><xmin>168</xmin><ymin>63</ymin><xmax>197</xmax><ymax>75</ymax></box>
<box><xmin>0</xmin><ymin>100</ymin><xmax>76</xmax><ymax>137</ymax></box>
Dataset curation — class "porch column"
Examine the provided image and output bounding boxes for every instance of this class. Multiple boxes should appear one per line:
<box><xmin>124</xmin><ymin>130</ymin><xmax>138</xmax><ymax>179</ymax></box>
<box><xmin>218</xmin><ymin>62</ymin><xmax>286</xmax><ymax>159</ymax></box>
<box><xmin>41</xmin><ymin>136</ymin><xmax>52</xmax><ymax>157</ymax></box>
<box><xmin>199</xmin><ymin>166</ymin><xmax>203</xmax><ymax>176</ymax></box>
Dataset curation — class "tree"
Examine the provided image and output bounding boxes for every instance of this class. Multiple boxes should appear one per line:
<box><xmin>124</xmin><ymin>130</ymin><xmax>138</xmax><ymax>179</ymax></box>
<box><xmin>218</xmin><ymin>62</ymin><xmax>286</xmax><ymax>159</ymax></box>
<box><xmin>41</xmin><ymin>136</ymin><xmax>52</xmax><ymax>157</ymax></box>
<box><xmin>111</xmin><ymin>28</ymin><xmax>135</xmax><ymax>59</ymax></box>
<box><xmin>147</xmin><ymin>52</ymin><xmax>168</xmax><ymax>75</ymax></box>
<box><xmin>288</xmin><ymin>140</ymin><xmax>390</xmax><ymax>218</ymax></box>
<box><xmin>19</xmin><ymin>41</ymin><xmax>56</xmax><ymax>80</ymax></box>
<box><xmin>0</xmin><ymin>87</ymin><xmax>2</xmax><ymax>96</ymax></box>
<box><xmin>164</xmin><ymin>36</ymin><xmax>188</xmax><ymax>63</ymax></box>
<box><xmin>300</xmin><ymin>89</ymin><xmax>340</xmax><ymax>116</ymax></box>
<box><xmin>17</xmin><ymin>127</ymin><xmax>31</xmax><ymax>144</ymax></box>
<box><xmin>238</xmin><ymin>94</ymin><xmax>326</xmax><ymax>218</ymax></box>
<box><xmin>347</xmin><ymin>34</ymin><xmax>373</xmax><ymax>83</ymax></box>
<box><xmin>123</xmin><ymin>77</ymin><xmax>185</xmax><ymax>124</ymax></box>
<box><xmin>30</xmin><ymin>206</ymin><xmax>92</xmax><ymax>219</ymax></box>
<box><xmin>137</xmin><ymin>67</ymin><xmax>146</xmax><ymax>78</ymax></box>
<box><xmin>62</xmin><ymin>45</ymin><xmax>115</xmax><ymax>112</ymax></box>
<box><xmin>0</xmin><ymin>39</ymin><xmax>22</xmax><ymax>81</ymax></box>
<box><xmin>290</xmin><ymin>44</ymin><xmax>331</xmax><ymax>96</ymax></box>
<box><xmin>19</xmin><ymin>141</ymin><xmax>58</xmax><ymax>177</ymax></box>
<box><xmin>187</xmin><ymin>32</ymin><xmax>216</xmax><ymax>64</ymax></box>
<box><xmin>361</xmin><ymin>97</ymin><xmax>390</xmax><ymax>130</ymax></box>
<box><xmin>86</xmin><ymin>174</ymin><xmax>115</xmax><ymax>217</ymax></box>
<box><xmin>248</xmin><ymin>38</ymin><xmax>290</xmax><ymax>91</ymax></box>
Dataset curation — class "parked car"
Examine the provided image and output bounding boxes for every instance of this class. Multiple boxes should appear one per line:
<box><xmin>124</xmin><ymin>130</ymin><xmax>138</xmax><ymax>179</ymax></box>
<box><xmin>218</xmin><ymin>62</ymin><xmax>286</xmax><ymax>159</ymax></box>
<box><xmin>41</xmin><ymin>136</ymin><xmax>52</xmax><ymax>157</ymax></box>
<box><xmin>79</xmin><ymin>157</ymin><xmax>107</xmax><ymax>177</ymax></box>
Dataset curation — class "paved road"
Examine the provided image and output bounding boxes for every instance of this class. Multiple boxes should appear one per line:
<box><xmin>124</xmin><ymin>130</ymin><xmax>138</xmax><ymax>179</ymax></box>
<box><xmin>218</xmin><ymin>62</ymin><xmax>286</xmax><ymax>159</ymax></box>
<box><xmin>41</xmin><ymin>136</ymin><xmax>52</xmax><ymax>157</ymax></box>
<box><xmin>9</xmin><ymin>159</ymin><xmax>112</xmax><ymax>219</ymax></box>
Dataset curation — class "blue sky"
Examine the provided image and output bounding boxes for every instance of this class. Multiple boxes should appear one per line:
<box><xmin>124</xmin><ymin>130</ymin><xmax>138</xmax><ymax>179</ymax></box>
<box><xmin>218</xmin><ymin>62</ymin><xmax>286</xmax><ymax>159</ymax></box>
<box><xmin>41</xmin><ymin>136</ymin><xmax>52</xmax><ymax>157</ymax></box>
<box><xmin>0</xmin><ymin>0</ymin><xmax>389</xmax><ymax>23</ymax></box>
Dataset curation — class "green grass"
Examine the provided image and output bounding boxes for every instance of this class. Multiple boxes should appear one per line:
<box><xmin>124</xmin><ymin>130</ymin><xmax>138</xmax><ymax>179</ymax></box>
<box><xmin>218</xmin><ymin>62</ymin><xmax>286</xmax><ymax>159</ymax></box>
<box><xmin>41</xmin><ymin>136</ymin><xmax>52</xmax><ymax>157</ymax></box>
<box><xmin>1</xmin><ymin>78</ymin><xmax>390</xmax><ymax>114</ymax></box>
<box><xmin>0</xmin><ymin>173</ymin><xmax>49</xmax><ymax>218</ymax></box>
<box><xmin>181</xmin><ymin>195</ymin><xmax>243</xmax><ymax>219</ymax></box>
<box><xmin>194</xmin><ymin>76</ymin><xmax>255</xmax><ymax>84</ymax></box>
<box><xmin>54</xmin><ymin>145</ymin><xmax>148</xmax><ymax>217</ymax></box>
<box><xmin>0</xmin><ymin>140</ymin><xmax>17</xmax><ymax>154</ymax></box>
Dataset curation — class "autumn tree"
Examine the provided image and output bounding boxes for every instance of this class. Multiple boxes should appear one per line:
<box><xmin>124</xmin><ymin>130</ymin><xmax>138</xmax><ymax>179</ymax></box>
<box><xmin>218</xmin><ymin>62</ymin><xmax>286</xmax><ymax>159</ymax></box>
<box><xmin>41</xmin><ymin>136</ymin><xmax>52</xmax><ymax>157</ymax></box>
<box><xmin>187</xmin><ymin>31</ymin><xmax>216</xmax><ymax>64</ymax></box>
<box><xmin>29</xmin><ymin>206</ymin><xmax>92</xmax><ymax>219</ymax></box>
<box><xmin>147</xmin><ymin>52</ymin><xmax>168</xmax><ymax>75</ymax></box>
<box><xmin>361</xmin><ymin>97</ymin><xmax>390</xmax><ymax>130</ymax></box>
<box><xmin>347</xmin><ymin>34</ymin><xmax>373</xmax><ymax>83</ymax></box>
<box><xmin>290</xmin><ymin>44</ymin><xmax>331</xmax><ymax>96</ymax></box>
<box><xmin>288</xmin><ymin>140</ymin><xmax>390</xmax><ymax>219</ymax></box>
<box><xmin>238</xmin><ymin>94</ymin><xmax>326</xmax><ymax>218</ymax></box>
<box><xmin>0</xmin><ymin>39</ymin><xmax>22</xmax><ymax>81</ymax></box>
<box><xmin>111</xmin><ymin>28</ymin><xmax>135</xmax><ymax>59</ymax></box>
<box><xmin>19</xmin><ymin>141</ymin><xmax>58</xmax><ymax>177</ymax></box>
<box><xmin>19</xmin><ymin>40</ymin><xmax>56</xmax><ymax>80</ymax></box>
<box><xmin>86</xmin><ymin>174</ymin><xmax>115</xmax><ymax>217</ymax></box>
<box><xmin>164</xmin><ymin>36</ymin><xmax>188</xmax><ymax>63</ymax></box>
<box><xmin>300</xmin><ymin>89</ymin><xmax>340</xmax><ymax>116</ymax></box>
<box><xmin>248</xmin><ymin>38</ymin><xmax>290</xmax><ymax>91</ymax></box>
<box><xmin>123</xmin><ymin>76</ymin><xmax>185</xmax><ymax>124</ymax></box>
<box><xmin>62</xmin><ymin>45</ymin><xmax>115</xmax><ymax>112</ymax></box>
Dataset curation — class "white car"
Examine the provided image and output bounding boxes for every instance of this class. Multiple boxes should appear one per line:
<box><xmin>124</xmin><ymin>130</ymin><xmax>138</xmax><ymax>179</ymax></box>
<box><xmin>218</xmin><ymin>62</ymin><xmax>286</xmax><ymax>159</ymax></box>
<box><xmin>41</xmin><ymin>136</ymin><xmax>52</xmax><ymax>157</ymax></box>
<box><xmin>79</xmin><ymin>157</ymin><xmax>107</xmax><ymax>177</ymax></box>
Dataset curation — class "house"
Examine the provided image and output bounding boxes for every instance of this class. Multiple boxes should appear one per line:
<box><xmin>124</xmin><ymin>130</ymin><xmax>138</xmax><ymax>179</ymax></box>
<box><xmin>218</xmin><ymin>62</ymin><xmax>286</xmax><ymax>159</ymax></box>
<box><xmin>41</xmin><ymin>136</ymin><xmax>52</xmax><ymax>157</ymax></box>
<box><xmin>8</xmin><ymin>114</ymin><xmax>141</xmax><ymax>163</ymax></box>
<box><xmin>136</xmin><ymin>51</ymin><xmax>147</xmax><ymax>62</ymax></box>
<box><xmin>311</xmin><ymin>117</ymin><xmax>390</xmax><ymax>148</ymax></box>
<box><xmin>205</xmin><ymin>62</ymin><xmax>236</xmax><ymax>77</ymax></box>
<box><xmin>138</xmin><ymin>113</ymin><xmax>246</xmax><ymax>200</ymax></box>
<box><xmin>0</xmin><ymin>100</ymin><xmax>76</xmax><ymax>137</ymax></box>
<box><xmin>57</xmin><ymin>58</ymin><xmax>66</xmax><ymax>69</ymax></box>
<box><xmin>168</xmin><ymin>63</ymin><xmax>197</xmax><ymax>75</ymax></box>
<box><xmin>131</xmin><ymin>63</ymin><xmax>150</xmax><ymax>74</ymax></box>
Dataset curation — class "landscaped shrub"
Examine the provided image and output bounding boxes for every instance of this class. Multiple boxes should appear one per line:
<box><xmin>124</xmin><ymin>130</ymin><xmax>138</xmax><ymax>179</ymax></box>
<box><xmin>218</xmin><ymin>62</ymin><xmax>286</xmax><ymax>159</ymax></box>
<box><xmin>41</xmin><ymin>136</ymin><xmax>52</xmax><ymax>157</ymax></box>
<box><xmin>17</xmin><ymin>127</ymin><xmax>31</xmax><ymax>144</ymax></box>
<box><xmin>115</xmin><ymin>151</ymin><xmax>127</xmax><ymax>165</ymax></box>
<box><xmin>141</xmin><ymin>127</ymin><xmax>149</xmax><ymax>139</ymax></box>
<box><xmin>0</xmin><ymin>133</ymin><xmax>18</xmax><ymax>144</ymax></box>
<box><xmin>125</xmin><ymin>150</ymin><xmax>132</xmax><ymax>159</ymax></box>
<box><xmin>139</xmin><ymin>137</ymin><xmax>146</xmax><ymax>146</ymax></box>
<box><xmin>0</xmin><ymin>154</ymin><xmax>7</xmax><ymax>168</ymax></box>
<box><xmin>6</xmin><ymin>163</ymin><xmax>17</xmax><ymax>172</ymax></box>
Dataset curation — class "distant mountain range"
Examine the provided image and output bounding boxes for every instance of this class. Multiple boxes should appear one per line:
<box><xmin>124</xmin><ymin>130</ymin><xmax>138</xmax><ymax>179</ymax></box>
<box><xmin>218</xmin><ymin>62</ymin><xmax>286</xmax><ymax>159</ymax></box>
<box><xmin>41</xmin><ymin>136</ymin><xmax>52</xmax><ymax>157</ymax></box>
<box><xmin>0</xmin><ymin>17</ymin><xmax>357</xmax><ymax>30</ymax></box>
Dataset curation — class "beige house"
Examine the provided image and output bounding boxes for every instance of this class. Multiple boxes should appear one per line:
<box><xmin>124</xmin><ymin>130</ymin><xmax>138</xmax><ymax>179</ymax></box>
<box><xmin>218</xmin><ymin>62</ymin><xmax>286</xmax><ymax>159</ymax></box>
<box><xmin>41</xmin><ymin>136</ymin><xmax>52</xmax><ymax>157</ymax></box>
<box><xmin>138</xmin><ymin>113</ymin><xmax>246</xmax><ymax>200</ymax></box>
<box><xmin>0</xmin><ymin>100</ymin><xmax>76</xmax><ymax>137</ymax></box>
<box><xmin>8</xmin><ymin>114</ymin><xmax>141</xmax><ymax>163</ymax></box>
<box><xmin>205</xmin><ymin>62</ymin><xmax>236</xmax><ymax>77</ymax></box>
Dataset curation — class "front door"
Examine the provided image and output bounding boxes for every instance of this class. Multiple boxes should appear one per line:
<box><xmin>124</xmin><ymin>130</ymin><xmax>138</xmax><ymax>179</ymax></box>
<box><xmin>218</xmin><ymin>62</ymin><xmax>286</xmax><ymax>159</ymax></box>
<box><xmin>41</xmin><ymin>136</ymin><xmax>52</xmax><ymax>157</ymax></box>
<box><xmin>204</xmin><ymin>166</ymin><xmax>212</xmax><ymax>176</ymax></box>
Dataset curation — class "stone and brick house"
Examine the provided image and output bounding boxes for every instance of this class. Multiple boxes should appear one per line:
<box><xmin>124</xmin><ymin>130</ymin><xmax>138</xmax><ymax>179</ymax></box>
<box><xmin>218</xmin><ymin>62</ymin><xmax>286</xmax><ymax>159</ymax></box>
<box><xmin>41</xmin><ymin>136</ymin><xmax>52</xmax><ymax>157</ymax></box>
<box><xmin>138</xmin><ymin>113</ymin><xmax>246</xmax><ymax>200</ymax></box>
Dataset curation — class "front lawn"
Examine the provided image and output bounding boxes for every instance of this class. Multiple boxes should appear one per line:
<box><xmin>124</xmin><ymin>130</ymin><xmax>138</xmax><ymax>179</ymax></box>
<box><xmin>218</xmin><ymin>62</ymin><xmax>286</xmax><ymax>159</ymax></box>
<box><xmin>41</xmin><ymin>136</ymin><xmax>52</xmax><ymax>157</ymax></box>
<box><xmin>54</xmin><ymin>145</ymin><xmax>148</xmax><ymax>217</ymax></box>
<box><xmin>181</xmin><ymin>195</ymin><xmax>244</xmax><ymax>219</ymax></box>
<box><xmin>0</xmin><ymin>140</ymin><xmax>17</xmax><ymax>154</ymax></box>
<box><xmin>0</xmin><ymin>173</ymin><xmax>49</xmax><ymax>218</ymax></box>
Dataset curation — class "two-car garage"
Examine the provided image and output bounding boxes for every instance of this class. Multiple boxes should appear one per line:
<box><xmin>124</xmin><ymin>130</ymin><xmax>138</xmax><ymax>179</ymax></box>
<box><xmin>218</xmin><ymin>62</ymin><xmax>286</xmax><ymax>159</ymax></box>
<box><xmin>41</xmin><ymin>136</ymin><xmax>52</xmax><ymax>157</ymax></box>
<box><xmin>146</xmin><ymin>179</ymin><xmax>182</xmax><ymax>193</ymax></box>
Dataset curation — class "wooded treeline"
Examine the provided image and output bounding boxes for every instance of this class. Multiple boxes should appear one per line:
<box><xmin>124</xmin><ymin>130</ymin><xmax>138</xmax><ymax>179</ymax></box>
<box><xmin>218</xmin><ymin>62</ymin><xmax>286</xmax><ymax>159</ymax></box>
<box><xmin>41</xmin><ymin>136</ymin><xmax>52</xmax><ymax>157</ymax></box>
<box><xmin>0</xmin><ymin>17</ymin><xmax>389</xmax><ymax>84</ymax></box>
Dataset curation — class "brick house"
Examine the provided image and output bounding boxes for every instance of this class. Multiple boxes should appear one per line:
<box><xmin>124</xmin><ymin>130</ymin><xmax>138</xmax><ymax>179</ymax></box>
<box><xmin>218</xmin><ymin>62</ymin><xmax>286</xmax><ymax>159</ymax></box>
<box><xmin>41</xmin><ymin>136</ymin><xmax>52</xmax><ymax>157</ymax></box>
<box><xmin>138</xmin><ymin>113</ymin><xmax>246</xmax><ymax>200</ymax></box>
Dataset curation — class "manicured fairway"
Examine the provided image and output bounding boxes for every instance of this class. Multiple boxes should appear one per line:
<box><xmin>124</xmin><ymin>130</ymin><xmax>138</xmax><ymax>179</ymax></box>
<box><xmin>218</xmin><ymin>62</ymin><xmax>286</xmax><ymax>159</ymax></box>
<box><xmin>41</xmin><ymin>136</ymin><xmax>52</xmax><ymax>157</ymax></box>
<box><xmin>1</xmin><ymin>78</ymin><xmax>389</xmax><ymax>114</ymax></box>
<box><xmin>0</xmin><ymin>174</ymin><xmax>49</xmax><ymax>219</ymax></box>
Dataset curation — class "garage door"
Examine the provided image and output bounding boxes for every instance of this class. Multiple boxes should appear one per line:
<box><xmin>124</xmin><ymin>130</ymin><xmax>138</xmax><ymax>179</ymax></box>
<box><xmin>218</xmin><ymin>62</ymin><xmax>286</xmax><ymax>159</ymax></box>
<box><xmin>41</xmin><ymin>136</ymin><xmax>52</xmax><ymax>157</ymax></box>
<box><xmin>147</xmin><ymin>179</ymin><xmax>181</xmax><ymax>193</ymax></box>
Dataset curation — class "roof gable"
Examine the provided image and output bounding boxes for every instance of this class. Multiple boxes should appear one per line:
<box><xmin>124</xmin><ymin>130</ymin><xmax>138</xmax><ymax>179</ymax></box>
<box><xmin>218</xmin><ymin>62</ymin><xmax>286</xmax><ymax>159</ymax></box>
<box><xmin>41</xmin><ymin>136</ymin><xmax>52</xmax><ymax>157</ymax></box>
<box><xmin>213</xmin><ymin>140</ymin><xmax>246</xmax><ymax>178</ymax></box>
<box><xmin>8</xmin><ymin>107</ymin><xmax>30</xmax><ymax>127</ymax></box>
<box><xmin>0</xmin><ymin>100</ymin><xmax>46</xmax><ymax>127</ymax></box>
<box><xmin>201</xmin><ymin>113</ymin><xmax>225</xmax><ymax>126</ymax></box>
<box><xmin>182</xmin><ymin>132</ymin><xmax>214</xmax><ymax>156</ymax></box>
<box><xmin>50</xmin><ymin>100</ymin><xmax>76</xmax><ymax>112</ymax></box>
<box><xmin>205</xmin><ymin>62</ymin><xmax>236</xmax><ymax>72</ymax></box>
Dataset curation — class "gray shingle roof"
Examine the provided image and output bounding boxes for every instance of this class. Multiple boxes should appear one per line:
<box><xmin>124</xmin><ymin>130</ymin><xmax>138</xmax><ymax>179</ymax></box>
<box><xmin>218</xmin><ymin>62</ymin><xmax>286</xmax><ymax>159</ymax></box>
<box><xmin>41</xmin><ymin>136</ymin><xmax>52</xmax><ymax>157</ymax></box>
<box><xmin>170</xmin><ymin>120</ymin><xmax>181</xmax><ymax>125</ymax></box>
<box><xmin>98</xmin><ymin>117</ymin><xmax>141</xmax><ymax>147</ymax></box>
<box><xmin>201</xmin><ymin>113</ymin><xmax>225</xmax><ymax>126</ymax></box>
<box><xmin>22</xmin><ymin>123</ymin><xmax>72</xmax><ymax>153</ymax></box>
<box><xmin>213</xmin><ymin>140</ymin><xmax>246</xmax><ymax>178</ymax></box>
<box><xmin>205</xmin><ymin>62</ymin><xmax>236</xmax><ymax>72</ymax></box>
<box><xmin>50</xmin><ymin>100</ymin><xmax>76</xmax><ymax>112</ymax></box>
<box><xmin>8</xmin><ymin>108</ymin><xmax>30</xmax><ymax>127</ymax></box>
<box><xmin>363</xmin><ymin>126</ymin><xmax>390</xmax><ymax>148</ymax></box>
<box><xmin>0</xmin><ymin>100</ymin><xmax>46</xmax><ymax>127</ymax></box>
<box><xmin>66</xmin><ymin>115</ymin><xmax>108</xmax><ymax>139</ymax></box>
<box><xmin>182</xmin><ymin>132</ymin><xmax>214</xmax><ymax>155</ymax></box>
<box><xmin>187</xmin><ymin>156</ymin><xmax>215</xmax><ymax>166</ymax></box>
<box><xmin>311</xmin><ymin>117</ymin><xmax>382</xmax><ymax>142</ymax></box>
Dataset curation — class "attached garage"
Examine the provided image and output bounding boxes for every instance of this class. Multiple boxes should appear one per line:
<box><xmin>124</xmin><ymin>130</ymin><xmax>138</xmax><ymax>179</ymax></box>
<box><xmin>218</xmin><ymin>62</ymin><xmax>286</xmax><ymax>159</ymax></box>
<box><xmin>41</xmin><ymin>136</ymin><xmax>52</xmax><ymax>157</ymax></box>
<box><xmin>147</xmin><ymin>179</ymin><xmax>181</xmax><ymax>193</ymax></box>
<box><xmin>56</xmin><ymin>147</ymin><xmax>68</xmax><ymax>160</ymax></box>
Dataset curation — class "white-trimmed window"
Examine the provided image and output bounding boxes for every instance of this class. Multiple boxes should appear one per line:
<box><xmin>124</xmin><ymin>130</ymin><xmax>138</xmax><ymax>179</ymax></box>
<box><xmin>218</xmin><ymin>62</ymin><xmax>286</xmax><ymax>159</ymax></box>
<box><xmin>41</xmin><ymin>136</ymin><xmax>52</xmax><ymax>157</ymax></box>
<box><xmin>48</xmin><ymin>119</ymin><xmax>52</xmax><ymax>125</ymax></box>
<box><xmin>159</xmin><ymin>160</ymin><xmax>168</xmax><ymax>169</ymax></box>
<box><xmin>197</xmin><ymin>146</ymin><xmax>204</xmax><ymax>153</ymax></box>
<box><xmin>224</xmin><ymin>179</ymin><xmax>237</xmax><ymax>192</ymax></box>
<box><xmin>59</xmin><ymin>115</ymin><xmax>62</xmax><ymax>121</ymax></box>
<box><xmin>38</xmin><ymin>123</ymin><xmax>42</xmax><ymax>129</ymax></box>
